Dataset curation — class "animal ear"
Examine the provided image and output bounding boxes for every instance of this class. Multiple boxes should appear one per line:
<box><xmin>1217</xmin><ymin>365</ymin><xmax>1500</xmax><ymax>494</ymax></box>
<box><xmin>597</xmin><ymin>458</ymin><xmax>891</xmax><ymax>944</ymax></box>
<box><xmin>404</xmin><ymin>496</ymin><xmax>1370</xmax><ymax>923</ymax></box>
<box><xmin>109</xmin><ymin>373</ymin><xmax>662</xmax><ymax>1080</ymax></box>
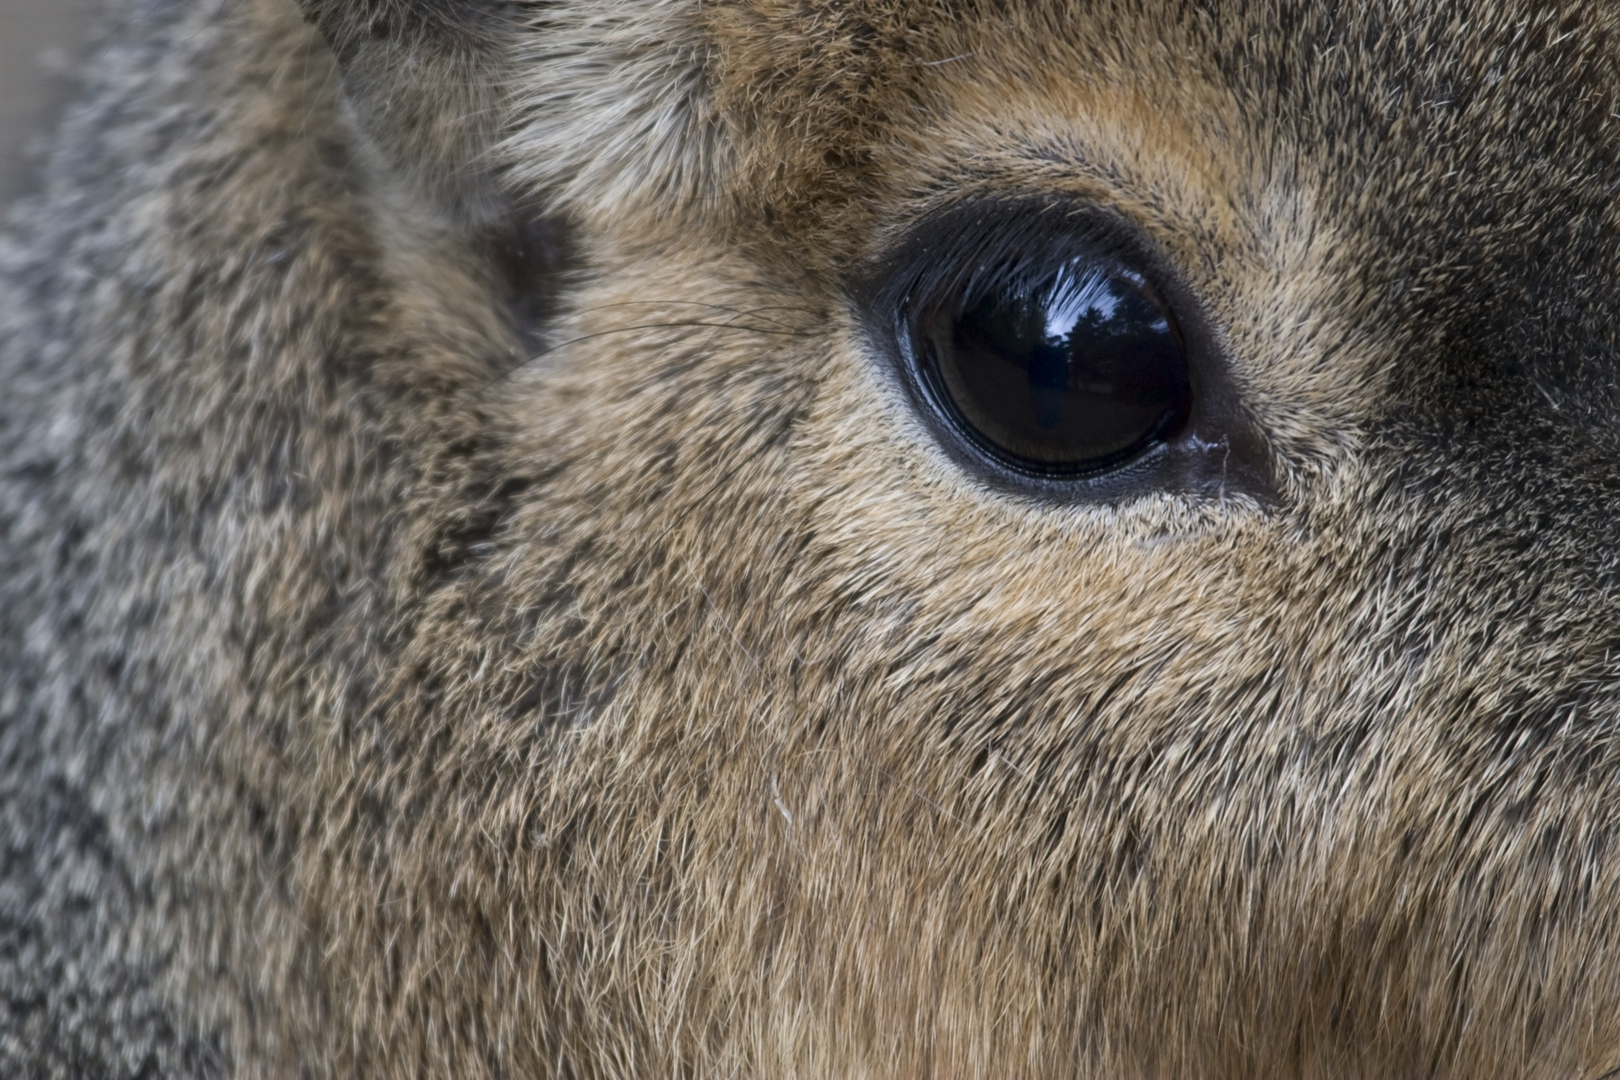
<box><xmin>497</xmin><ymin>2</ymin><xmax>730</xmax><ymax>233</ymax></box>
<box><xmin>297</xmin><ymin>0</ymin><xmax>521</xmax><ymax>223</ymax></box>
<box><xmin>300</xmin><ymin>0</ymin><xmax>730</xmax><ymax>231</ymax></box>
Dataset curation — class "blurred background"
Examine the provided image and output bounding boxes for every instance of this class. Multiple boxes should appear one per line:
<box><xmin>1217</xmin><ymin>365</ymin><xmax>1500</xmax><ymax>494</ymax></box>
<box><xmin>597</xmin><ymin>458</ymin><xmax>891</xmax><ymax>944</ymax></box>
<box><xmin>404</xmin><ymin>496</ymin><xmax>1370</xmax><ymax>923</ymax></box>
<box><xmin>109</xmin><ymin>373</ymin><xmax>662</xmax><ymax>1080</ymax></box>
<box><xmin>0</xmin><ymin>1</ymin><xmax>102</xmax><ymax>207</ymax></box>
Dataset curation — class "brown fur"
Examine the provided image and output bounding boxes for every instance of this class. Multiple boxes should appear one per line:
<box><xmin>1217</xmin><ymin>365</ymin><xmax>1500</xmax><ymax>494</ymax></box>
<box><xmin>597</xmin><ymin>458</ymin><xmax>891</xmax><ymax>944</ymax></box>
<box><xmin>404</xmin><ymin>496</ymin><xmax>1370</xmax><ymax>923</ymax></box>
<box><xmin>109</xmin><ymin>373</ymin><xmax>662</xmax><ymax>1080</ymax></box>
<box><xmin>5</xmin><ymin>0</ymin><xmax>1620</xmax><ymax>1075</ymax></box>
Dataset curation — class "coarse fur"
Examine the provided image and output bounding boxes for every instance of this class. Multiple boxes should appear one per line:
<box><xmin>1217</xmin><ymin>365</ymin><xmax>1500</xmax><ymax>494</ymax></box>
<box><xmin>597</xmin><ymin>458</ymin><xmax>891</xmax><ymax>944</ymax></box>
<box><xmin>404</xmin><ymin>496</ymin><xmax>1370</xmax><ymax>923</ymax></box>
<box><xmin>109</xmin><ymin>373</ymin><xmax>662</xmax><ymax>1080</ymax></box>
<box><xmin>4</xmin><ymin>0</ymin><xmax>1620</xmax><ymax>1075</ymax></box>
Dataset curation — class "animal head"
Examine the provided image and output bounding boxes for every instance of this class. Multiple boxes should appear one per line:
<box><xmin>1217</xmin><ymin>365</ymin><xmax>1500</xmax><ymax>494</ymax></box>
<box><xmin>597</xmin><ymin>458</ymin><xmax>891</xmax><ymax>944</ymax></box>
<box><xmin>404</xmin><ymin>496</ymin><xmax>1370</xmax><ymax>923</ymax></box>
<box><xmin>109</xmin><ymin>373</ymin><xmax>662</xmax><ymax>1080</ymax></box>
<box><xmin>12</xmin><ymin>0</ymin><xmax>1620</xmax><ymax>1075</ymax></box>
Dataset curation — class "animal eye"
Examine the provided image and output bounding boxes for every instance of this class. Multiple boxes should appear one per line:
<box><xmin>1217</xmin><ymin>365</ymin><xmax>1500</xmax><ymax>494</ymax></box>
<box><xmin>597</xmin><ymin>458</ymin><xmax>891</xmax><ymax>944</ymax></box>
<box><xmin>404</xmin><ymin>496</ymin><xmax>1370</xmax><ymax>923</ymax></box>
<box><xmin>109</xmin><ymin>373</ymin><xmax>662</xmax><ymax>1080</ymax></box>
<box><xmin>911</xmin><ymin>259</ymin><xmax>1192</xmax><ymax>477</ymax></box>
<box><xmin>856</xmin><ymin>201</ymin><xmax>1272</xmax><ymax>503</ymax></box>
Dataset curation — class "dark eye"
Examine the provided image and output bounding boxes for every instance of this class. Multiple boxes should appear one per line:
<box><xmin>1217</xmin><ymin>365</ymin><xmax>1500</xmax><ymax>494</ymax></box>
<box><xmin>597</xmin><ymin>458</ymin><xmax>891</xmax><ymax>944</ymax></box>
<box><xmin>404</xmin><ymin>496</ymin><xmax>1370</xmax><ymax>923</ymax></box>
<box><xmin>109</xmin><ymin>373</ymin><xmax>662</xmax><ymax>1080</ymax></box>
<box><xmin>854</xmin><ymin>200</ymin><xmax>1272</xmax><ymax>502</ymax></box>
<box><xmin>914</xmin><ymin>260</ymin><xmax>1191</xmax><ymax>476</ymax></box>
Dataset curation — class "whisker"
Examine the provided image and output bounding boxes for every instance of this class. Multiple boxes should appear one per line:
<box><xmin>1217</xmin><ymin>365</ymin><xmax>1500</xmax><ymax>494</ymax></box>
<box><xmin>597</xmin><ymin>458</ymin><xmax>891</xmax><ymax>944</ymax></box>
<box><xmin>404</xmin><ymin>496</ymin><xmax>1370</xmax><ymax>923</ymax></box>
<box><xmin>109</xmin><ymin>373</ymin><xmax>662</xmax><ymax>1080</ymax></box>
<box><xmin>874</xmin><ymin>766</ymin><xmax>968</xmax><ymax>828</ymax></box>
<box><xmin>683</xmin><ymin>559</ymin><xmax>763</xmax><ymax>674</ymax></box>
<box><xmin>567</xmin><ymin>300</ymin><xmax>822</xmax><ymax>332</ymax></box>
<box><xmin>486</xmin><ymin>319</ymin><xmax>819</xmax><ymax>390</ymax></box>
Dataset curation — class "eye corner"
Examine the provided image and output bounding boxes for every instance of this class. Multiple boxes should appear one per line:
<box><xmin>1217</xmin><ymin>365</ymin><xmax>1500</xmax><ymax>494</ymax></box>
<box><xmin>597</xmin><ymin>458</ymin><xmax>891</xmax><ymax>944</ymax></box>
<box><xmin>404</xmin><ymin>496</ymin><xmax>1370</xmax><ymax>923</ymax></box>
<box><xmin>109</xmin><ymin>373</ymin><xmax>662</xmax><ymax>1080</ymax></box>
<box><xmin>851</xmin><ymin>197</ymin><xmax>1276</xmax><ymax>507</ymax></box>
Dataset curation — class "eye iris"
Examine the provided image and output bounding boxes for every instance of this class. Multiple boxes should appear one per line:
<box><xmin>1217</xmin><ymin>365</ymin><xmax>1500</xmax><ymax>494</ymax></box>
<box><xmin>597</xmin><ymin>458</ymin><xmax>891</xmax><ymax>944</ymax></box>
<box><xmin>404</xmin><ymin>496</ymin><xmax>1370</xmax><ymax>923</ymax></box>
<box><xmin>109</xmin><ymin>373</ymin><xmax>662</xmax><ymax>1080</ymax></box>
<box><xmin>919</xmin><ymin>262</ymin><xmax>1191</xmax><ymax>475</ymax></box>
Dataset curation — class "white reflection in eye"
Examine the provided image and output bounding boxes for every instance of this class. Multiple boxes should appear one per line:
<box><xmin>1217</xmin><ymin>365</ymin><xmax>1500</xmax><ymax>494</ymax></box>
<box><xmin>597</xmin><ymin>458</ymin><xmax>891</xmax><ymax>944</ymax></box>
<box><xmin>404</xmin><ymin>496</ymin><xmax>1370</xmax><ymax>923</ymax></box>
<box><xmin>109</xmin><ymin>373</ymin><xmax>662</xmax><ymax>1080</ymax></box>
<box><xmin>1041</xmin><ymin>266</ymin><xmax>1119</xmax><ymax>344</ymax></box>
<box><xmin>1039</xmin><ymin>265</ymin><xmax>1170</xmax><ymax>345</ymax></box>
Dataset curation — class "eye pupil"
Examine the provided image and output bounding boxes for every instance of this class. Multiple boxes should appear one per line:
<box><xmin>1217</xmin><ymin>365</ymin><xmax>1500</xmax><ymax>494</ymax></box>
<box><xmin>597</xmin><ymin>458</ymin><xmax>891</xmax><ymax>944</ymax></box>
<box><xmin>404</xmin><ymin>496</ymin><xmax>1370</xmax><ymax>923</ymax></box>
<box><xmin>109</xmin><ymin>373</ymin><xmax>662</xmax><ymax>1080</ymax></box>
<box><xmin>918</xmin><ymin>260</ymin><xmax>1192</xmax><ymax>476</ymax></box>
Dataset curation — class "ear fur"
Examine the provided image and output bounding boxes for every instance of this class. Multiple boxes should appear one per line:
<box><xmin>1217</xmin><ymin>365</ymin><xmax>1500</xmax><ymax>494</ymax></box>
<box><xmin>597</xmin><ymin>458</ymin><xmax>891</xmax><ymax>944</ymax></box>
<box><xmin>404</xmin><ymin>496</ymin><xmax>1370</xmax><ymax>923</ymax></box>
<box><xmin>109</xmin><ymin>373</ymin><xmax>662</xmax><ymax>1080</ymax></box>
<box><xmin>296</xmin><ymin>0</ymin><xmax>523</xmax><ymax>222</ymax></box>
<box><xmin>298</xmin><ymin>0</ymin><xmax>729</xmax><ymax>232</ymax></box>
<box><xmin>500</xmin><ymin>0</ymin><xmax>731</xmax><ymax>235</ymax></box>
